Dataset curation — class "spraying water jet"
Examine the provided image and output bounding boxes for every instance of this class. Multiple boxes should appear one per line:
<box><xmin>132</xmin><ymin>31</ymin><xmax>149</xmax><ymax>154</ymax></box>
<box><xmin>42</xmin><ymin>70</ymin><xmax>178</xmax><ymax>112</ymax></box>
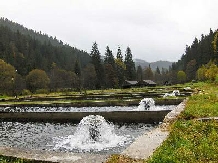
<box><xmin>54</xmin><ymin>115</ymin><xmax>129</xmax><ymax>153</ymax></box>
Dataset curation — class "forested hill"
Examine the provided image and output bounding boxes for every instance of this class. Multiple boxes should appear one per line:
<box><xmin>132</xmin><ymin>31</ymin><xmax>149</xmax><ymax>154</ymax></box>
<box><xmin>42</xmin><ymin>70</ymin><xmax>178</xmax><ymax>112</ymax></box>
<box><xmin>173</xmin><ymin>28</ymin><xmax>218</xmax><ymax>73</ymax></box>
<box><xmin>1</xmin><ymin>17</ymin><xmax>69</xmax><ymax>47</ymax></box>
<box><xmin>0</xmin><ymin>17</ymin><xmax>91</xmax><ymax>76</ymax></box>
<box><xmin>134</xmin><ymin>59</ymin><xmax>172</xmax><ymax>71</ymax></box>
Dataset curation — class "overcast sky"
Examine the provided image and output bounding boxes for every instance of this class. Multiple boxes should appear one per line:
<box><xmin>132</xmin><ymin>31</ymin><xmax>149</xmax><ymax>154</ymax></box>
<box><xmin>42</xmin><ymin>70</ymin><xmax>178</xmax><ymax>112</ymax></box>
<box><xmin>1</xmin><ymin>0</ymin><xmax>218</xmax><ymax>62</ymax></box>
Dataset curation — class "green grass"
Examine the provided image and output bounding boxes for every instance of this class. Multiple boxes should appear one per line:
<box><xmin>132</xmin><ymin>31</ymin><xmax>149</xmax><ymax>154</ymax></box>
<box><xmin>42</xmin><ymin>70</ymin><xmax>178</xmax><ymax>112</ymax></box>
<box><xmin>106</xmin><ymin>82</ymin><xmax>218</xmax><ymax>163</ymax></box>
<box><xmin>148</xmin><ymin>120</ymin><xmax>218</xmax><ymax>163</ymax></box>
<box><xmin>146</xmin><ymin>82</ymin><xmax>218</xmax><ymax>163</ymax></box>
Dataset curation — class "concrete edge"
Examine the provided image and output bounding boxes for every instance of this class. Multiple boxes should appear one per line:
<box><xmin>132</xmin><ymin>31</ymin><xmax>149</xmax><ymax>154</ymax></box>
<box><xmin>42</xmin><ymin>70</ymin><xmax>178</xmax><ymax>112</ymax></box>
<box><xmin>121</xmin><ymin>99</ymin><xmax>187</xmax><ymax>160</ymax></box>
<box><xmin>0</xmin><ymin>146</ymin><xmax>109</xmax><ymax>163</ymax></box>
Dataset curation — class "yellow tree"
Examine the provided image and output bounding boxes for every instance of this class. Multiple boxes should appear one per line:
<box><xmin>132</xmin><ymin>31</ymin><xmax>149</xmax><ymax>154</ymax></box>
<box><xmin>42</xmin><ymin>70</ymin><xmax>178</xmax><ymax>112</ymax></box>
<box><xmin>26</xmin><ymin>69</ymin><xmax>50</xmax><ymax>92</ymax></box>
<box><xmin>196</xmin><ymin>65</ymin><xmax>207</xmax><ymax>81</ymax></box>
<box><xmin>177</xmin><ymin>71</ymin><xmax>186</xmax><ymax>84</ymax></box>
<box><xmin>0</xmin><ymin>59</ymin><xmax>16</xmax><ymax>95</ymax></box>
<box><xmin>205</xmin><ymin>63</ymin><xmax>218</xmax><ymax>81</ymax></box>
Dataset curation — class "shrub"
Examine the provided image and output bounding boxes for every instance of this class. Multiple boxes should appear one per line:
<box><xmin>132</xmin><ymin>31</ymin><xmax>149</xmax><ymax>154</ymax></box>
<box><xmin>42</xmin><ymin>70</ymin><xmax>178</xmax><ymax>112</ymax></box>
<box><xmin>21</xmin><ymin>89</ymin><xmax>31</xmax><ymax>96</ymax></box>
<box><xmin>35</xmin><ymin>89</ymin><xmax>49</xmax><ymax>94</ymax></box>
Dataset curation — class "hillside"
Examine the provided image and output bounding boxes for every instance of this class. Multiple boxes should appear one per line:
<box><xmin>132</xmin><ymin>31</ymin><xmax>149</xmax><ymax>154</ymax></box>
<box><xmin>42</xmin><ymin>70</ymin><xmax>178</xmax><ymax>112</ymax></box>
<box><xmin>1</xmin><ymin>17</ymin><xmax>67</xmax><ymax>47</ymax></box>
<box><xmin>134</xmin><ymin>59</ymin><xmax>172</xmax><ymax>71</ymax></box>
<box><xmin>0</xmin><ymin>17</ymin><xmax>91</xmax><ymax>75</ymax></box>
<box><xmin>174</xmin><ymin>29</ymin><xmax>218</xmax><ymax>72</ymax></box>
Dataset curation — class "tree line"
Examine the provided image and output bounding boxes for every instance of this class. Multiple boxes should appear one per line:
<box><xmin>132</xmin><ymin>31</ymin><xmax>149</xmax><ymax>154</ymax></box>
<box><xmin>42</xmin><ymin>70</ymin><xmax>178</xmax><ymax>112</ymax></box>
<box><xmin>1</xmin><ymin>17</ymin><xmax>218</xmax><ymax>96</ymax></box>
<box><xmin>0</xmin><ymin>18</ymin><xmax>138</xmax><ymax>94</ymax></box>
<box><xmin>0</xmin><ymin>18</ymin><xmax>170</xmax><ymax>95</ymax></box>
<box><xmin>168</xmin><ymin>28</ymin><xmax>218</xmax><ymax>84</ymax></box>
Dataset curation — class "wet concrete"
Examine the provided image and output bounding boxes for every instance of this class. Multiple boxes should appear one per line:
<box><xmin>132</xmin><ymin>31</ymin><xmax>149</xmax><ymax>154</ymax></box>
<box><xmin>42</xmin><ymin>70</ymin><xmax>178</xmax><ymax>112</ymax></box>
<box><xmin>0</xmin><ymin>146</ymin><xmax>109</xmax><ymax>163</ymax></box>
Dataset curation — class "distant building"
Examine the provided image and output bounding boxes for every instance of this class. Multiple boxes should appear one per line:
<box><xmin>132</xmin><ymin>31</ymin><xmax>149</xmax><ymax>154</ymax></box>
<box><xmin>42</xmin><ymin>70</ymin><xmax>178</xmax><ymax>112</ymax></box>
<box><xmin>122</xmin><ymin>80</ymin><xmax>138</xmax><ymax>88</ymax></box>
<box><xmin>122</xmin><ymin>80</ymin><xmax>156</xmax><ymax>88</ymax></box>
<box><xmin>141</xmin><ymin>80</ymin><xmax>157</xmax><ymax>87</ymax></box>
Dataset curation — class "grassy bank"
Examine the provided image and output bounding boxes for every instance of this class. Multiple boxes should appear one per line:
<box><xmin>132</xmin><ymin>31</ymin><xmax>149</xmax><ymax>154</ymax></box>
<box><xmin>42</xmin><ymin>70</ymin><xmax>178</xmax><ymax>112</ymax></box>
<box><xmin>147</xmin><ymin>82</ymin><xmax>218</xmax><ymax>163</ymax></box>
<box><xmin>106</xmin><ymin>82</ymin><xmax>218</xmax><ymax>163</ymax></box>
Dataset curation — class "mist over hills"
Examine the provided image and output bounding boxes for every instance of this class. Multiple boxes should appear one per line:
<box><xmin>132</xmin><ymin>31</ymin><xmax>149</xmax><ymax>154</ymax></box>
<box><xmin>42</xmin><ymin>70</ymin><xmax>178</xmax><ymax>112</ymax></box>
<box><xmin>134</xmin><ymin>59</ymin><xmax>172</xmax><ymax>71</ymax></box>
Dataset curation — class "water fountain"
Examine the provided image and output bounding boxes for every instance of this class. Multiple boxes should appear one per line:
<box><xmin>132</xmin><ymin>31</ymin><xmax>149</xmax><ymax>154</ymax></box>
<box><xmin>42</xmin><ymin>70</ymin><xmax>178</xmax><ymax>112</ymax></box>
<box><xmin>53</xmin><ymin>115</ymin><xmax>129</xmax><ymax>153</ymax></box>
<box><xmin>0</xmin><ymin>98</ymin><xmax>180</xmax><ymax>162</ymax></box>
<box><xmin>163</xmin><ymin>90</ymin><xmax>180</xmax><ymax>98</ymax></box>
<box><xmin>136</xmin><ymin>98</ymin><xmax>155</xmax><ymax>110</ymax></box>
<box><xmin>133</xmin><ymin>98</ymin><xmax>174</xmax><ymax>111</ymax></box>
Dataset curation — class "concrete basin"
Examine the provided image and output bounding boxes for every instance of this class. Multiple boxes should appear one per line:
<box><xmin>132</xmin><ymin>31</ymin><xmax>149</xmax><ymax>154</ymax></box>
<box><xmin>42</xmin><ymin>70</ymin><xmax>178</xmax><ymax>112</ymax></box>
<box><xmin>0</xmin><ymin>110</ymin><xmax>171</xmax><ymax>123</ymax></box>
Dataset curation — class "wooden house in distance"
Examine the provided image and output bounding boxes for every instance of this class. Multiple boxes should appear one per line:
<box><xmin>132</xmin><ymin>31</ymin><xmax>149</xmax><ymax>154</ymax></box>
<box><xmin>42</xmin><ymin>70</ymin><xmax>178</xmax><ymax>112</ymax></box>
<box><xmin>122</xmin><ymin>80</ymin><xmax>157</xmax><ymax>88</ymax></box>
<box><xmin>122</xmin><ymin>80</ymin><xmax>138</xmax><ymax>88</ymax></box>
<box><xmin>141</xmin><ymin>80</ymin><xmax>157</xmax><ymax>87</ymax></box>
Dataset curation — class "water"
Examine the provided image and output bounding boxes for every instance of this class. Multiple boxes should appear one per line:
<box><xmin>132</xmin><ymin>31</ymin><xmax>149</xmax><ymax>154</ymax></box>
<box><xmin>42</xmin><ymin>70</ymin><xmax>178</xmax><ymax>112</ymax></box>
<box><xmin>0</xmin><ymin>105</ymin><xmax>175</xmax><ymax>112</ymax></box>
<box><xmin>54</xmin><ymin>115</ymin><xmax>131</xmax><ymax>153</ymax></box>
<box><xmin>163</xmin><ymin>90</ymin><xmax>180</xmax><ymax>98</ymax></box>
<box><xmin>133</xmin><ymin>98</ymin><xmax>175</xmax><ymax>111</ymax></box>
<box><xmin>0</xmin><ymin>106</ymin><xmax>135</xmax><ymax>112</ymax></box>
<box><xmin>0</xmin><ymin>98</ymin><xmax>175</xmax><ymax>153</ymax></box>
<box><xmin>0</xmin><ymin>120</ymin><xmax>154</xmax><ymax>154</ymax></box>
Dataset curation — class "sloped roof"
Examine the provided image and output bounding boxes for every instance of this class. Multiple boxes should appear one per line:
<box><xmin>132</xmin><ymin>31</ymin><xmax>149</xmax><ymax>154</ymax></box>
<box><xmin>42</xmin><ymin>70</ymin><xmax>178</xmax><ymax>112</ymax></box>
<box><xmin>125</xmin><ymin>80</ymin><xmax>138</xmax><ymax>85</ymax></box>
<box><xmin>143</xmin><ymin>80</ymin><xmax>156</xmax><ymax>85</ymax></box>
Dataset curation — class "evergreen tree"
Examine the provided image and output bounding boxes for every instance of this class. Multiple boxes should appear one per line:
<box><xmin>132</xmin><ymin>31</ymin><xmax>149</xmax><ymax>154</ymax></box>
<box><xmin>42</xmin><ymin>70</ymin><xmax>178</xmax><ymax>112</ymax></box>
<box><xmin>104</xmin><ymin>46</ymin><xmax>115</xmax><ymax>68</ymax></box>
<box><xmin>115</xmin><ymin>47</ymin><xmax>125</xmax><ymax>86</ymax></box>
<box><xmin>104</xmin><ymin>63</ymin><xmax>118</xmax><ymax>88</ymax></box>
<box><xmin>116</xmin><ymin>46</ymin><xmax>123</xmax><ymax>61</ymax></box>
<box><xmin>144</xmin><ymin>65</ymin><xmax>153</xmax><ymax>80</ymax></box>
<box><xmin>154</xmin><ymin>66</ymin><xmax>161</xmax><ymax>84</ymax></box>
<box><xmin>124</xmin><ymin>47</ymin><xmax>136</xmax><ymax>80</ymax></box>
<box><xmin>90</xmin><ymin>42</ymin><xmax>105</xmax><ymax>88</ymax></box>
<box><xmin>74</xmin><ymin>59</ymin><xmax>81</xmax><ymax>77</ymax></box>
<box><xmin>155</xmin><ymin>66</ymin><xmax>161</xmax><ymax>74</ymax></box>
<box><xmin>186</xmin><ymin>59</ymin><xmax>197</xmax><ymax>81</ymax></box>
<box><xmin>82</xmin><ymin>63</ymin><xmax>97</xmax><ymax>89</ymax></box>
<box><xmin>136</xmin><ymin>65</ymin><xmax>143</xmax><ymax>81</ymax></box>
<box><xmin>104</xmin><ymin>46</ymin><xmax>117</xmax><ymax>88</ymax></box>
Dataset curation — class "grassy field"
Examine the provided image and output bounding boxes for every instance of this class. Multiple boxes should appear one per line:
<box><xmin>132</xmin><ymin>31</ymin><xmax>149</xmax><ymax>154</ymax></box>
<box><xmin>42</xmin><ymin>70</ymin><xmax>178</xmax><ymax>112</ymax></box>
<box><xmin>106</xmin><ymin>82</ymin><xmax>218</xmax><ymax>163</ymax></box>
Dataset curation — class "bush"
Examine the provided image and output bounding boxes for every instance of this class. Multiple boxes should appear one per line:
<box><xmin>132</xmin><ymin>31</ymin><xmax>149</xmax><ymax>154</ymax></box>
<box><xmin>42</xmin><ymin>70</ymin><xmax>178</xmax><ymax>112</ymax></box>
<box><xmin>35</xmin><ymin>89</ymin><xmax>49</xmax><ymax>94</ymax></box>
<box><xmin>21</xmin><ymin>89</ymin><xmax>31</xmax><ymax>96</ymax></box>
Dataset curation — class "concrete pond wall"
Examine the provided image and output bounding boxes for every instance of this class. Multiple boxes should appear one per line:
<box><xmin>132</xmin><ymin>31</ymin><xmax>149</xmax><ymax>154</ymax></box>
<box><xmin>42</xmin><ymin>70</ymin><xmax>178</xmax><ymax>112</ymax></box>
<box><xmin>0</xmin><ymin>110</ymin><xmax>171</xmax><ymax>123</ymax></box>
